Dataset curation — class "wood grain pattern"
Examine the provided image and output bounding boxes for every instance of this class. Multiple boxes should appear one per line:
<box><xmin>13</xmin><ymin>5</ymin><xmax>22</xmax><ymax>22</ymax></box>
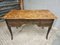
<box><xmin>3</xmin><ymin>9</ymin><xmax>57</xmax><ymax>19</ymax></box>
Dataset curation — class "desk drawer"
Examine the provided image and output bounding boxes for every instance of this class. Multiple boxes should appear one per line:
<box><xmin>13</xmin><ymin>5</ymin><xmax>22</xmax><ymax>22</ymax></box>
<box><xmin>6</xmin><ymin>19</ymin><xmax>40</xmax><ymax>26</ymax></box>
<box><xmin>6</xmin><ymin>19</ymin><xmax>53</xmax><ymax>27</ymax></box>
<box><xmin>40</xmin><ymin>19</ymin><xmax>53</xmax><ymax>26</ymax></box>
<box><xmin>7</xmin><ymin>20</ymin><xmax>23</xmax><ymax>27</ymax></box>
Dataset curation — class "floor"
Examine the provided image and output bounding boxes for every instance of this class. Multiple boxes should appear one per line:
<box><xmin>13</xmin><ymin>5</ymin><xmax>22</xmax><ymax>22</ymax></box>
<box><xmin>0</xmin><ymin>21</ymin><xmax>60</xmax><ymax>45</ymax></box>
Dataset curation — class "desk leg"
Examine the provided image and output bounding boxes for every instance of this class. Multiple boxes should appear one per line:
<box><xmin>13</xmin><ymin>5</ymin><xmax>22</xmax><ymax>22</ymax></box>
<box><xmin>5</xmin><ymin>20</ymin><xmax>13</xmax><ymax>40</ymax></box>
<box><xmin>46</xmin><ymin>19</ymin><xmax>54</xmax><ymax>39</ymax></box>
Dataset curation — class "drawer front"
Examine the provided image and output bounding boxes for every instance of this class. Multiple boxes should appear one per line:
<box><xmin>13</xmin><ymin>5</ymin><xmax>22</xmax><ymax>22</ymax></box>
<box><xmin>40</xmin><ymin>19</ymin><xmax>53</xmax><ymax>26</ymax></box>
<box><xmin>6</xmin><ymin>19</ymin><xmax>53</xmax><ymax>27</ymax></box>
<box><xmin>7</xmin><ymin>20</ymin><xmax>23</xmax><ymax>27</ymax></box>
<box><xmin>7</xmin><ymin>20</ymin><xmax>40</xmax><ymax>26</ymax></box>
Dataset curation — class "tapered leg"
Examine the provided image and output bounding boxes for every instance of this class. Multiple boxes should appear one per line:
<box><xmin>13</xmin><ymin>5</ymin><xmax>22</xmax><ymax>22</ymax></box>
<box><xmin>46</xmin><ymin>19</ymin><xmax>54</xmax><ymax>39</ymax></box>
<box><xmin>5</xmin><ymin>20</ymin><xmax>13</xmax><ymax>40</ymax></box>
<box><xmin>46</xmin><ymin>26</ymin><xmax>52</xmax><ymax>39</ymax></box>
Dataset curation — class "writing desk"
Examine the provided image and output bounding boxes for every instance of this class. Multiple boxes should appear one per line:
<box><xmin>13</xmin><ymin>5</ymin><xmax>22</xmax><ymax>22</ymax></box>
<box><xmin>3</xmin><ymin>10</ymin><xmax>57</xmax><ymax>40</ymax></box>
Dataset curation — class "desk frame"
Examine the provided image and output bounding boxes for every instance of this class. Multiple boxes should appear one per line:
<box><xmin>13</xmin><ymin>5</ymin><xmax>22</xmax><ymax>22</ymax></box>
<box><xmin>5</xmin><ymin>19</ymin><xmax>54</xmax><ymax>40</ymax></box>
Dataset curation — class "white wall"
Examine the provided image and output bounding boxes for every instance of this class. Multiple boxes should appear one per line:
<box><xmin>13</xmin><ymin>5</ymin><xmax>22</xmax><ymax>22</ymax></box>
<box><xmin>24</xmin><ymin>0</ymin><xmax>60</xmax><ymax>28</ymax></box>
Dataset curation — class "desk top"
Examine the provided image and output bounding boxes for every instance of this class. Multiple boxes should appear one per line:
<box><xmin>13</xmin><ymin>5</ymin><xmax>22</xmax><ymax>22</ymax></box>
<box><xmin>3</xmin><ymin>9</ymin><xmax>57</xmax><ymax>19</ymax></box>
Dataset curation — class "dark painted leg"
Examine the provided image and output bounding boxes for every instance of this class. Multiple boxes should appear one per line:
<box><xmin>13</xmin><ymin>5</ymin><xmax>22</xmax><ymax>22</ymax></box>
<box><xmin>5</xmin><ymin>20</ymin><xmax>13</xmax><ymax>40</ymax></box>
<box><xmin>46</xmin><ymin>19</ymin><xmax>54</xmax><ymax>39</ymax></box>
<box><xmin>46</xmin><ymin>26</ymin><xmax>52</xmax><ymax>39</ymax></box>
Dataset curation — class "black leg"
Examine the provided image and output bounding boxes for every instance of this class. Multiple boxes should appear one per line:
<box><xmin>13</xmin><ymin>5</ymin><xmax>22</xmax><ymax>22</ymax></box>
<box><xmin>46</xmin><ymin>19</ymin><xmax>54</xmax><ymax>39</ymax></box>
<box><xmin>5</xmin><ymin>20</ymin><xmax>13</xmax><ymax>40</ymax></box>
